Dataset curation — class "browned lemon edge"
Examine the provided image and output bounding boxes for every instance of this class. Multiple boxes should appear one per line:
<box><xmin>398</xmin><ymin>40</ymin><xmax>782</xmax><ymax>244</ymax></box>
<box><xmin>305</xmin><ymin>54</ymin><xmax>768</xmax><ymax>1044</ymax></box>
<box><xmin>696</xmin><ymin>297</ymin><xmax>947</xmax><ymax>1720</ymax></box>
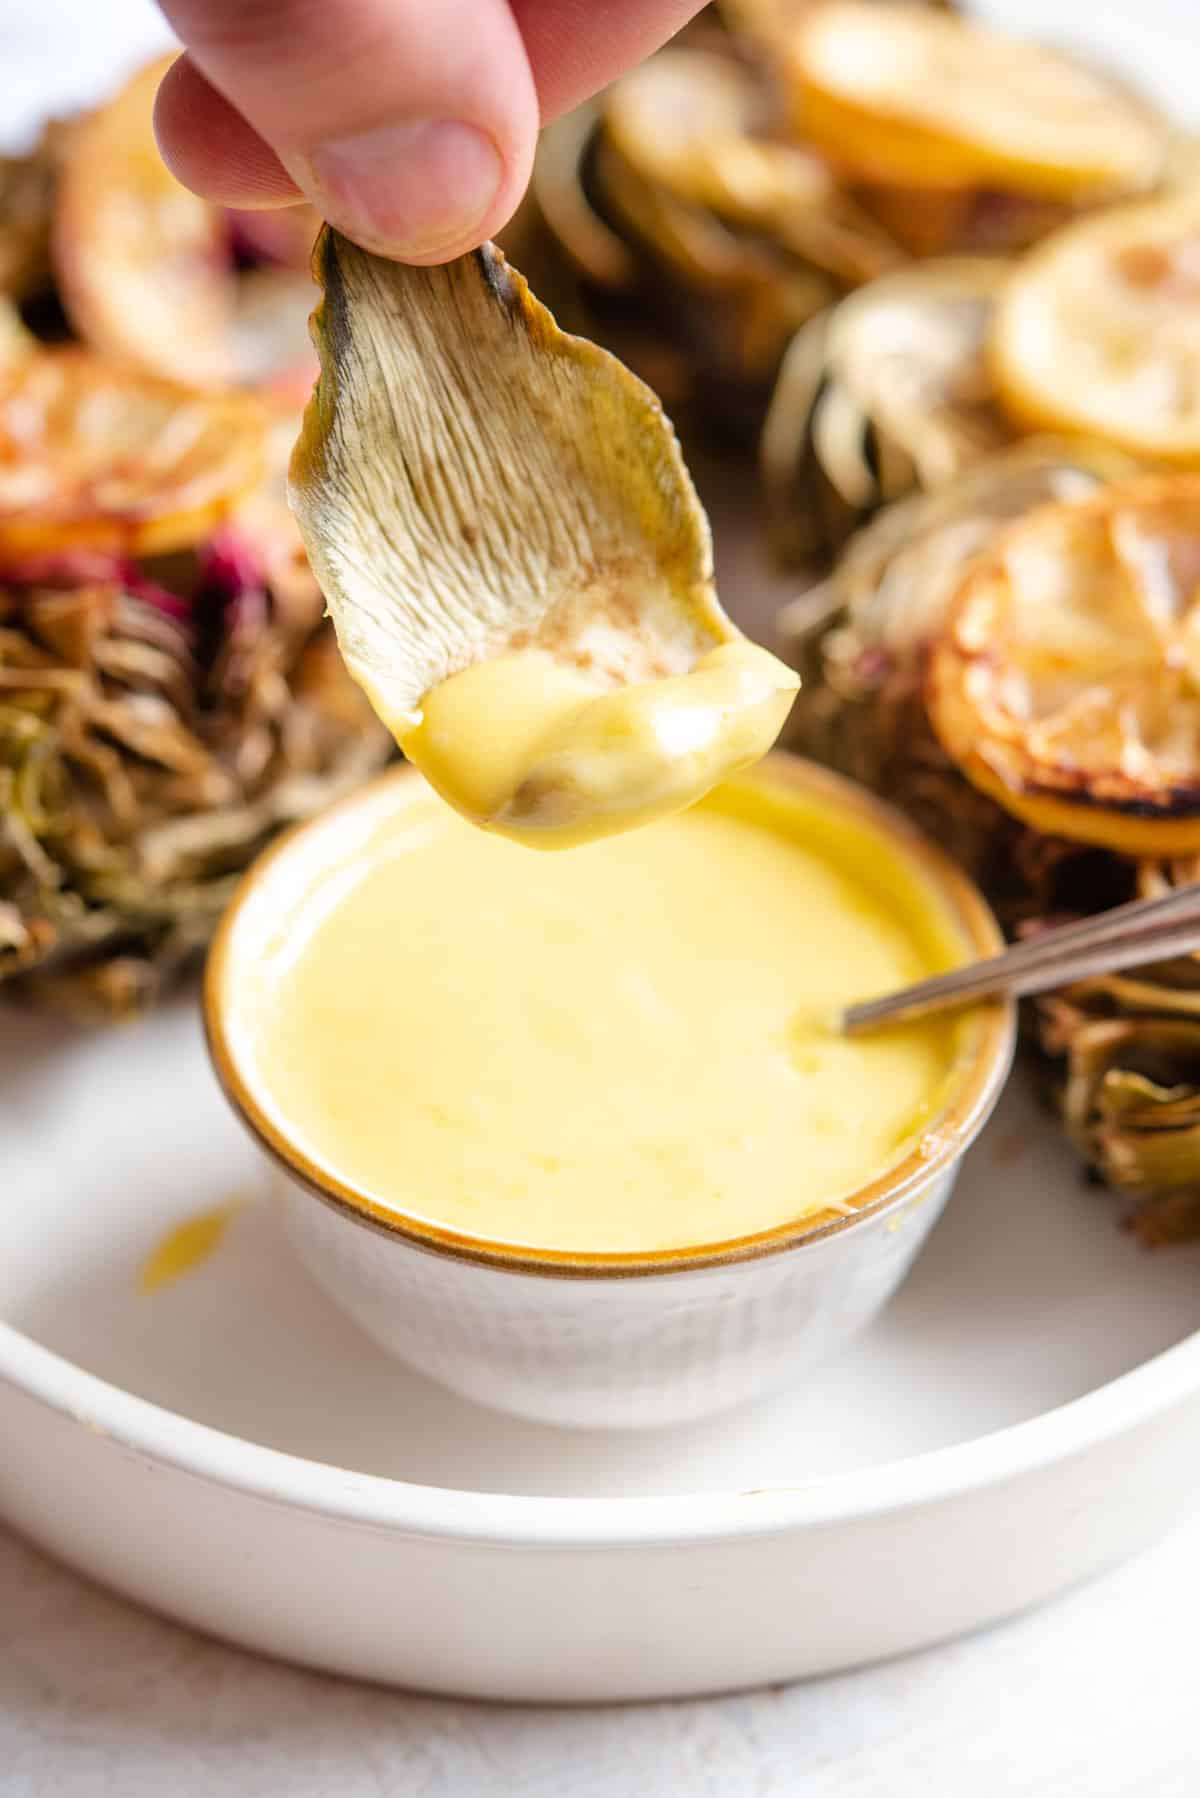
<box><xmin>203</xmin><ymin>752</ymin><xmax>1016</xmax><ymax>1280</ymax></box>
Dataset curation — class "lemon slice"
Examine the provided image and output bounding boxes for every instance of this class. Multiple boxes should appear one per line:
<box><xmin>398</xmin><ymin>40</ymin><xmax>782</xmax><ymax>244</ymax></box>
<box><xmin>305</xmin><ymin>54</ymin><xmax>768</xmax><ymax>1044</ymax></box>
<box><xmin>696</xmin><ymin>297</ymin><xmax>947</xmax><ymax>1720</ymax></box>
<box><xmin>0</xmin><ymin>348</ymin><xmax>267</xmax><ymax>557</ymax></box>
<box><xmin>53</xmin><ymin>57</ymin><xmax>319</xmax><ymax>400</ymax></box>
<box><xmin>990</xmin><ymin>197</ymin><xmax>1200</xmax><ymax>465</ymax></box>
<box><xmin>602</xmin><ymin>47</ymin><xmax>900</xmax><ymax>286</ymax></box>
<box><xmin>53</xmin><ymin>58</ymin><xmax>234</xmax><ymax>389</ymax></box>
<box><xmin>787</xmin><ymin>2</ymin><xmax>1166</xmax><ymax>201</ymax></box>
<box><xmin>928</xmin><ymin>476</ymin><xmax>1200</xmax><ymax>855</ymax></box>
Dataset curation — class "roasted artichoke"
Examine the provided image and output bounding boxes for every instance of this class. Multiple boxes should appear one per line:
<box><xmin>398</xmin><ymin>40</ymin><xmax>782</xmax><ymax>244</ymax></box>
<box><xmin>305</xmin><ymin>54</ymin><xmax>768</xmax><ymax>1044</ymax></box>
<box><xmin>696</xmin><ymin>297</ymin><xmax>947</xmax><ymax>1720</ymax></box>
<box><xmin>780</xmin><ymin>464</ymin><xmax>1200</xmax><ymax>1239</ymax></box>
<box><xmin>762</xmin><ymin>258</ymin><xmax>1013</xmax><ymax>563</ymax></box>
<box><xmin>781</xmin><ymin>1</ymin><xmax>1168</xmax><ymax>259</ymax></box>
<box><xmin>778</xmin><ymin>441</ymin><xmax>1138</xmax><ymax>879</ymax></box>
<box><xmin>532</xmin><ymin>33</ymin><xmax>904</xmax><ymax>440</ymax></box>
<box><xmin>0</xmin><ymin>351</ymin><xmax>388</xmax><ymax>1017</ymax></box>
<box><xmin>1</xmin><ymin>57</ymin><xmax>319</xmax><ymax>402</ymax></box>
<box><xmin>764</xmin><ymin>186</ymin><xmax>1200</xmax><ymax>562</ymax></box>
<box><xmin>0</xmin><ymin>54</ymin><xmax>393</xmax><ymax>1017</ymax></box>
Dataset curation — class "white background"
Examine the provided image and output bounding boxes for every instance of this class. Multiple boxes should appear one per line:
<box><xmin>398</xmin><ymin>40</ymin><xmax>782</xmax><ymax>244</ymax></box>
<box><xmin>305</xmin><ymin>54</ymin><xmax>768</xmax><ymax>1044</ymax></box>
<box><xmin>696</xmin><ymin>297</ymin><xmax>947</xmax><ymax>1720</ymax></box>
<box><xmin>3</xmin><ymin>2</ymin><xmax>1200</xmax><ymax>1792</ymax></box>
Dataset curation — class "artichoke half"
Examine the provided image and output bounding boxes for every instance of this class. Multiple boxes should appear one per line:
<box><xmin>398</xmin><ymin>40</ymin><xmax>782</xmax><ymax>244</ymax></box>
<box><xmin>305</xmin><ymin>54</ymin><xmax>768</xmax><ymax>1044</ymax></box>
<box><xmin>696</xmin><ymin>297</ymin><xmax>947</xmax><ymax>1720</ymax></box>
<box><xmin>531</xmin><ymin>37</ymin><xmax>903</xmax><ymax>442</ymax></box>
<box><xmin>0</xmin><ymin>352</ymin><xmax>388</xmax><ymax>1017</ymax></box>
<box><xmin>761</xmin><ymin>258</ymin><xmax>1013</xmax><ymax>563</ymax></box>
<box><xmin>775</xmin><ymin>454</ymin><xmax>1200</xmax><ymax>1240</ymax></box>
<box><xmin>781</xmin><ymin>1</ymin><xmax>1170</xmax><ymax>260</ymax></box>
<box><xmin>753</xmin><ymin>4</ymin><xmax>1182</xmax><ymax>566</ymax></box>
<box><xmin>2</xmin><ymin>56</ymin><xmax>319</xmax><ymax>403</ymax></box>
<box><xmin>777</xmin><ymin>440</ymin><xmax>1137</xmax><ymax>884</ymax></box>
<box><xmin>763</xmin><ymin>186</ymin><xmax>1200</xmax><ymax>566</ymax></box>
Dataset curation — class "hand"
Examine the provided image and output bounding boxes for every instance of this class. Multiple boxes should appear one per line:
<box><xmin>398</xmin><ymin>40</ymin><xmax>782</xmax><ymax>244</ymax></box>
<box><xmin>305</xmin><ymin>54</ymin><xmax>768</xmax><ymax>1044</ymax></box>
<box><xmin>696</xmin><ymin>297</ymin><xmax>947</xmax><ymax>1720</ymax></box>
<box><xmin>153</xmin><ymin>0</ymin><xmax>703</xmax><ymax>264</ymax></box>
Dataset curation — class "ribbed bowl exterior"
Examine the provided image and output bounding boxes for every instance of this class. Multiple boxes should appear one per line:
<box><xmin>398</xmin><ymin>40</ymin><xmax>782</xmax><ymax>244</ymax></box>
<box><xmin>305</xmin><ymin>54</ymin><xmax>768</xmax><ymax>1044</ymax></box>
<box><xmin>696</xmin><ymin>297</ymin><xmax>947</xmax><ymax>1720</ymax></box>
<box><xmin>280</xmin><ymin>1166</ymin><xmax>959</xmax><ymax>1428</ymax></box>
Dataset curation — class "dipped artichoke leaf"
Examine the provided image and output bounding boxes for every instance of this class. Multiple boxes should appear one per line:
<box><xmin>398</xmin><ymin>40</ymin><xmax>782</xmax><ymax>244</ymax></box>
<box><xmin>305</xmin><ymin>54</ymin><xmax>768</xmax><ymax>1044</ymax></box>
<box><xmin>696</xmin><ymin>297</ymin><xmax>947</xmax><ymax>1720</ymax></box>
<box><xmin>290</xmin><ymin>229</ymin><xmax>736</xmax><ymax>721</ymax></box>
<box><xmin>290</xmin><ymin>230</ymin><xmax>801</xmax><ymax>847</ymax></box>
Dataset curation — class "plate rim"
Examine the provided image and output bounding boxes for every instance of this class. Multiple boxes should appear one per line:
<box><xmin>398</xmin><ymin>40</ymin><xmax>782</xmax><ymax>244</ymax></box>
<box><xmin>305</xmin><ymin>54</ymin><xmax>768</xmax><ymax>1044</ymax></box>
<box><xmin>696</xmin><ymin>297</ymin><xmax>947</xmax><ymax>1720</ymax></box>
<box><xmin>3</xmin><ymin>1310</ymin><xmax>1199</xmax><ymax>1548</ymax></box>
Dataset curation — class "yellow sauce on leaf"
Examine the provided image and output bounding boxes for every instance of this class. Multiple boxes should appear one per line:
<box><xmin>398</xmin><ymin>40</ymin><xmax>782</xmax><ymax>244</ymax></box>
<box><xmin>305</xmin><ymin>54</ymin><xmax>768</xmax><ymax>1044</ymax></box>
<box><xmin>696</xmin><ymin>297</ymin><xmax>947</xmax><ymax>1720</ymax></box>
<box><xmin>138</xmin><ymin>1199</ymin><xmax>246</xmax><ymax>1294</ymax></box>
<box><xmin>392</xmin><ymin>640</ymin><xmax>799</xmax><ymax>848</ymax></box>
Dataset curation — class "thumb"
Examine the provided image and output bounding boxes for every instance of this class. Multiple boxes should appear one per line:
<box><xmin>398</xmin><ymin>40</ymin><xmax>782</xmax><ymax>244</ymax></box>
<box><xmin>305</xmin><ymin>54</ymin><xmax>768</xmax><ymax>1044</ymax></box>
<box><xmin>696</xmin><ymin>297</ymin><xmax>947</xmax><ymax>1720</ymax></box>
<box><xmin>154</xmin><ymin>0</ymin><xmax>538</xmax><ymax>264</ymax></box>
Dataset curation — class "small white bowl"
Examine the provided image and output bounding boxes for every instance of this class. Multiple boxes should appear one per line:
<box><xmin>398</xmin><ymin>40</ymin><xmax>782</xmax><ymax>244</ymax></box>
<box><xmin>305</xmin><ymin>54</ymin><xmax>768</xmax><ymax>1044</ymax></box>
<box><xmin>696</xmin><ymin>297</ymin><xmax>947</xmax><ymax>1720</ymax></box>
<box><xmin>205</xmin><ymin>757</ymin><xmax>1014</xmax><ymax>1429</ymax></box>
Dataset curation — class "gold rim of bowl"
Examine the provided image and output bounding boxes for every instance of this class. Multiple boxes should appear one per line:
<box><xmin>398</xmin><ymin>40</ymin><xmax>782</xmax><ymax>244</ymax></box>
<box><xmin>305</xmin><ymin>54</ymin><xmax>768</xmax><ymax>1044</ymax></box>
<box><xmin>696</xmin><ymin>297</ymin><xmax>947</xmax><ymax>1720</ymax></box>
<box><xmin>204</xmin><ymin>753</ymin><xmax>1016</xmax><ymax>1280</ymax></box>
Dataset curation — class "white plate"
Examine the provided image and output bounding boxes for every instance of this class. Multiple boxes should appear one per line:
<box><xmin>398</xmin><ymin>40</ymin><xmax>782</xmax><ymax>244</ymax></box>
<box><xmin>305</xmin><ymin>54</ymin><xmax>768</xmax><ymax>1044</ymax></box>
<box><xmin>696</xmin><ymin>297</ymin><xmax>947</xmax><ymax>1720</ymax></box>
<box><xmin>3</xmin><ymin>1000</ymin><xmax>1200</xmax><ymax>1700</ymax></box>
<box><xmin>3</xmin><ymin>0</ymin><xmax>1200</xmax><ymax>1707</ymax></box>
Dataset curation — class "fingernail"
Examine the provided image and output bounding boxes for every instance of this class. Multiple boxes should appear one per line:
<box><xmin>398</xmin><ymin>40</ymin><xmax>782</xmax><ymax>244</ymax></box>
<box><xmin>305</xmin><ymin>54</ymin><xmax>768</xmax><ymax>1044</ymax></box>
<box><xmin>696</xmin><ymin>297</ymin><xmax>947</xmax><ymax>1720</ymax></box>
<box><xmin>299</xmin><ymin>120</ymin><xmax>502</xmax><ymax>258</ymax></box>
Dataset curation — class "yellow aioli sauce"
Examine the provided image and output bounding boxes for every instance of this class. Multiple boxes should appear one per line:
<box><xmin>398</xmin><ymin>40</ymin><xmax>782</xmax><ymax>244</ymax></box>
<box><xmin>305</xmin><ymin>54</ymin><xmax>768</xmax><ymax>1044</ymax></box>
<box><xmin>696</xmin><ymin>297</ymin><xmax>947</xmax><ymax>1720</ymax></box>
<box><xmin>138</xmin><ymin>1199</ymin><xmax>245</xmax><ymax>1294</ymax></box>
<box><xmin>383</xmin><ymin>639</ymin><xmax>800</xmax><ymax>849</ymax></box>
<box><xmin>254</xmin><ymin>774</ymin><xmax>967</xmax><ymax>1255</ymax></box>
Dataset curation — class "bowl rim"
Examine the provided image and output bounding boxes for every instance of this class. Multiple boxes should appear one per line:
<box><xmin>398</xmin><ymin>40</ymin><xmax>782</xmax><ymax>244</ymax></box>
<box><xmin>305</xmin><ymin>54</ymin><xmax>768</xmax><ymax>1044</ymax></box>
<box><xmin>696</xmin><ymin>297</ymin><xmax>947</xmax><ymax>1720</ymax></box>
<box><xmin>203</xmin><ymin>753</ymin><xmax>1016</xmax><ymax>1280</ymax></box>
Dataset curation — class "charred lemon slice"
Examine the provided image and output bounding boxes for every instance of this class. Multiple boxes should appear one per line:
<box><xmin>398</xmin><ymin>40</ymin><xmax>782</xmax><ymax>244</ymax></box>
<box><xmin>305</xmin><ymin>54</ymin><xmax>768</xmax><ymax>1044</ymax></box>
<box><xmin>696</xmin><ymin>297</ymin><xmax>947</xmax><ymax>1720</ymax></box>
<box><xmin>990</xmin><ymin>197</ymin><xmax>1200</xmax><ymax>465</ymax></box>
<box><xmin>0</xmin><ymin>348</ymin><xmax>266</xmax><ymax>557</ymax></box>
<box><xmin>787</xmin><ymin>2</ymin><xmax>1166</xmax><ymax>201</ymax></box>
<box><xmin>928</xmin><ymin>476</ymin><xmax>1200</xmax><ymax>854</ymax></box>
<box><xmin>603</xmin><ymin>47</ymin><xmax>899</xmax><ymax>286</ymax></box>
<box><xmin>290</xmin><ymin>231</ymin><xmax>798</xmax><ymax>847</ymax></box>
<box><xmin>53</xmin><ymin>57</ymin><xmax>234</xmax><ymax>388</ymax></box>
<box><xmin>605</xmin><ymin>48</ymin><xmax>782</xmax><ymax>219</ymax></box>
<box><xmin>52</xmin><ymin>57</ymin><xmax>319</xmax><ymax>400</ymax></box>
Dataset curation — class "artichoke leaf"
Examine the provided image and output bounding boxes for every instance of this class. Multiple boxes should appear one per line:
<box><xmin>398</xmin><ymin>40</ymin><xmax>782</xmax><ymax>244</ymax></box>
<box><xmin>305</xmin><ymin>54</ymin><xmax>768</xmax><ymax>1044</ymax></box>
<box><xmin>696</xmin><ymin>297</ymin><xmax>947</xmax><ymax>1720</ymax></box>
<box><xmin>290</xmin><ymin>231</ymin><xmax>797</xmax><ymax>843</ymax></box>
<box><xmin>292</xmin><ymin>230</ymin><xmax>729</xmax><ymax>715</ymax></box>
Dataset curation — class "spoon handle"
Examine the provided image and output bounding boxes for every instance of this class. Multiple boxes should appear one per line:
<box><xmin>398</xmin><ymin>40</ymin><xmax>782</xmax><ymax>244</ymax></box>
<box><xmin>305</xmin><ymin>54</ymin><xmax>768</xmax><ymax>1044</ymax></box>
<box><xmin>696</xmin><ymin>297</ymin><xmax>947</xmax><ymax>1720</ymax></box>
<box><xmin>842</xmin><ymin>883</ymin><xmax>1200</xmax><ymax>1034</ymax></box>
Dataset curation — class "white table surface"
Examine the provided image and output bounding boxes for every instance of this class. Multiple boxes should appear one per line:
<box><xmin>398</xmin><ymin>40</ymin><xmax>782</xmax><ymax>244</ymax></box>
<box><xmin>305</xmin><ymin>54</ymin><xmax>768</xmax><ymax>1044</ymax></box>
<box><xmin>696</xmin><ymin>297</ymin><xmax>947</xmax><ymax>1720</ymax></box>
<box><xmin>4</xmin><ymin>1512</ymin><xmax>1200</xmax><ymax>1796</ymax></box>
<box><xmin>4</xmin><ymin>1</ymin><xmax>1200</xmax><ymax>1791</ymax></box>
